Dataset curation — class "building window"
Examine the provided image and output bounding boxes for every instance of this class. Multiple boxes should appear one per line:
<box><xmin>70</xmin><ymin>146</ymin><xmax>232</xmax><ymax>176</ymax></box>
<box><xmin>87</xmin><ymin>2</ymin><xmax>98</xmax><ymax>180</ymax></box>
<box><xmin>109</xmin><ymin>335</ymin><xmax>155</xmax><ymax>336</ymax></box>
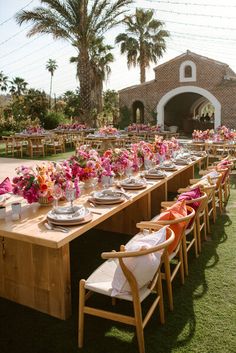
<box><xmin>179</xmin><ymin>60</ymin><xmax>196</xmax><ymax>82</ymax></box>
<box><xmin>184</xmin><ymin>65</ymin><xmax>192</xmax><ymax>78</ymax></box>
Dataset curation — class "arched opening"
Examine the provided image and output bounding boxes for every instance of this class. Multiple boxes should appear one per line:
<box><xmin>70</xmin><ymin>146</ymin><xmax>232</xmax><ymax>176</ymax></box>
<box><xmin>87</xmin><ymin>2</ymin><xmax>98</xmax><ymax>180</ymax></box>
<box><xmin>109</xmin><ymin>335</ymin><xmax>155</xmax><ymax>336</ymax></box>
<box><xmin>132</xmin><ymin>101</ymin><xmax>144</xmax><ymax>123</ymax></box>
<box><xmin>184</xmin><ymin>65</ymin><xmax>192</xmax><ymax>78</ymax></box>
<box><xmin>156</xmin><ymin>86</ymin><xmax>221</xmax><ymax>132</ymax></box>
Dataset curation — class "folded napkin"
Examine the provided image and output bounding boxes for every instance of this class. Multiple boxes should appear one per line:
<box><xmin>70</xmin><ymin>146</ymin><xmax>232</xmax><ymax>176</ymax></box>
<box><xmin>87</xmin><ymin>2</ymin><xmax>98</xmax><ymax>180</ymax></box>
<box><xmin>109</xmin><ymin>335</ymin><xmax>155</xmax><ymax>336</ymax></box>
<box><xmin>50</xmin><ymin>207</ymin><xmax>86</xmax><ymax>220</ymax></box>
<box><xmin>0</xmin><ymin>177</ymin><xmax>13</xmax><ymax>195</ymax></box>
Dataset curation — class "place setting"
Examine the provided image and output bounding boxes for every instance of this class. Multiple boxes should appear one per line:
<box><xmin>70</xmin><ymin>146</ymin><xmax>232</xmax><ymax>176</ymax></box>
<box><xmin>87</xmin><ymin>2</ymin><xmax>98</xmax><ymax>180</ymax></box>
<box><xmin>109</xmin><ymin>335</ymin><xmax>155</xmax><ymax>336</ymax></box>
<box><xmin>88</xmin><ymin>188</ymin><xmax>127</xmax><ymax>205</ymax></box>
<box><xmin>45</xmin><ymin>184</ymin><xmax>93</xmax><ymax>228</ymax></box>
<box><xmin>119</xmin><ymin>177</ymin><xmax>147</xmax><ymax>190</ymax></box>
<box><xmin>141</xmin><ymin>167</ymin><xmax>167</xmax><ymax>180</ymax></box>
<box><xmin>159</xmin><ymin>160</ymin><xmax>178</xmax><ymax>171</ymax></box>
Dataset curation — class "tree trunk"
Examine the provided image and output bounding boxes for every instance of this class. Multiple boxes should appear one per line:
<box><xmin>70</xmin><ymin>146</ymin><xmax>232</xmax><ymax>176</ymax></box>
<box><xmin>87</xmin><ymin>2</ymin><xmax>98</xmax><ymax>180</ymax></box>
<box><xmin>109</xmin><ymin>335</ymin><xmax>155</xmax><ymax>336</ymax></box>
<box><xmin>77</xmin><ymin>46</ymin><xmax>92</xmax><ymax>124</ymax></box>
<box><xmin>49</xmin><ymin>74</ymin><xmax>52</xmax><ymax>109</ymax></box>
<box><xmin>140</xmin><ymin>41</ymin><xmax>146</xmax><ymax>83</ymax></box>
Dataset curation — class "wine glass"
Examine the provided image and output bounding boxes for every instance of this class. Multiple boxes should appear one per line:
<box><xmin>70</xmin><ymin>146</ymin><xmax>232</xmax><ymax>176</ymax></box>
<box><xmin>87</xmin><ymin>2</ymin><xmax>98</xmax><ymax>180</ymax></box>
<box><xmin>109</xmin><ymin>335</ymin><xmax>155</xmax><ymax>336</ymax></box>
<box><xmin>52</xmin><ymin>184</ymin><xmax>63</xmax><ymax>210</ymax></box>
<box><xmin>65</xmin><ymin>186</ymin><xmax>76</xmax><ymax>212</ymax></box>
<box><xmin>116</xmin><ymin>164</ymin><xmax>125</xmax><ymax>181</ymax></box>
<box><xmin>137</xmin><ymin>157</ymin><xmax>143</xmax><ymax>174</ymax></box>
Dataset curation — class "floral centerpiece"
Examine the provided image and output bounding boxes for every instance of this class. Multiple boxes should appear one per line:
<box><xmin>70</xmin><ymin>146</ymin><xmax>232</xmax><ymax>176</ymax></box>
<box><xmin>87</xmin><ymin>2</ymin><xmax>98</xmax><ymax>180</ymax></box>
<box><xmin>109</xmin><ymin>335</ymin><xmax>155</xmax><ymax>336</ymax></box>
<box><xmin>12</xmin><ymin>163</ymin><xmax>55</xmax><ymax>204</ymax></box>
<box><xmin>68</xmin><ymin>146</ymin><xmax>102</xmax><ymax>183</ymax></box>
<box><xmin>192</xmin><ymin>129</ymin><xmax>211</xmax><ymax>141</ymax></box>
<box><xmin>56</xmin><ymin>123</ymin><xmax>88</xmax><ymax>131</ymax></box>
<box><xmin>103</xmin><ymin>148</ymin><xmax>132</xmax><ymax>176</ymax></box>
<box><xmin>98</xmin><ymin>126</ymin><xmax>118</xmax><ymax>136</ymax></box>
<box><xmin>23</xmin><ymin>125</ymin><xmax>45</xmax><ymax>135</ymax></box>
<box><xmin>127</xmin><ymin>123</ymin><xmax>161</xmax><ymax>132</ymax></box>
<box><xmin>216</xmin><ymin>126</ymin><xmax>235</xmax><ymax>141</ymax></box>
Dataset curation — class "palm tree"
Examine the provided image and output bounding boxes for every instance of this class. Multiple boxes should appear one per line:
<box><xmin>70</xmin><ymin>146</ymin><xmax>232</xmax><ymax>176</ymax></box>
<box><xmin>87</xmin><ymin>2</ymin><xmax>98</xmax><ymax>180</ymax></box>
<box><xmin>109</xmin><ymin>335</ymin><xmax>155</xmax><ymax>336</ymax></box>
<box><xmin>0</xmin><ymin>71</ymin><xmax>9</xmax><ymax>92</ymax></box>
<box><xmin>15</xmin><ymin>0</ymin><xmax>132</xmax><ymax>123</ymax></box>
<box><xmin>115</xmin><ymin>8</ymin><xmax>170</xmax><ymax>83</ymax></box>
<box><xmin>70</xmin><ymin>36</ymin><xmax>114</xmax><ymax>114</ymax></box>
<box><xmin>46</xmin><ymin>58</ymin><xmax>58</xmax><ymax>108</ymax></box>
<box><xmin>9</xmin><ymin>77</ymin><xmax>28</xmax><ymax>96</ymax></box>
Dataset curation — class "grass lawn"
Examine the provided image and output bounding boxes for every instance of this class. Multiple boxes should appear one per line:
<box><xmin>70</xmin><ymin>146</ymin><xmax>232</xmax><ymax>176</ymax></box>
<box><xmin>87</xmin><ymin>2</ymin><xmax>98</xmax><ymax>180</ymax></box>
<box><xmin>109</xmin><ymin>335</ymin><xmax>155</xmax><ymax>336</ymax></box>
<box><xmin>0</xmin><ymin>167</ymin><xmax>235</xmax><ymax>353</ymax></box>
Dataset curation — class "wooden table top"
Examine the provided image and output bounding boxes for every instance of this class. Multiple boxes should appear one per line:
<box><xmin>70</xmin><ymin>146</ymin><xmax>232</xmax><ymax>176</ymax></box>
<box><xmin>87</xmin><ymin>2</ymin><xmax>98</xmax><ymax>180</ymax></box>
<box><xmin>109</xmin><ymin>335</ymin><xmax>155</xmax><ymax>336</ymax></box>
<box><xmin>0</xmin><ymin>157</ymin><xmax>204</xmax><ymax>249</ymax></box>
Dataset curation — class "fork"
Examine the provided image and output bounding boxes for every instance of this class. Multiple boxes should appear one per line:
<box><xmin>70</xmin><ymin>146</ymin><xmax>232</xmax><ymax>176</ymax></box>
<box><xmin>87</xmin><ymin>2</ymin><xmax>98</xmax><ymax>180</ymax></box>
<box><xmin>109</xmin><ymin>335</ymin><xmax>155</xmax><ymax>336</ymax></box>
<box><xmin>45</xmin><ymin>222</ymin><xmax>69</xmax><ymax>233</ymax></box>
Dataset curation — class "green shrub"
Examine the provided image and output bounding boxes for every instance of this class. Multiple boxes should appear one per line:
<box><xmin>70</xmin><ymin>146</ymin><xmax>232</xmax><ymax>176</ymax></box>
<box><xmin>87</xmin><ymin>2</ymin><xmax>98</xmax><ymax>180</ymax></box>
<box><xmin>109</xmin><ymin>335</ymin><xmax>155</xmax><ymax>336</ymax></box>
<box><xmin>41</xmin><ymin>111</ymin><xmax>68</xmax><ymax>130</ymax></box>
<box><xmin>119</xmin><ymin>106</ymin><xmax>131</xmax><ymax>129</ymax></box>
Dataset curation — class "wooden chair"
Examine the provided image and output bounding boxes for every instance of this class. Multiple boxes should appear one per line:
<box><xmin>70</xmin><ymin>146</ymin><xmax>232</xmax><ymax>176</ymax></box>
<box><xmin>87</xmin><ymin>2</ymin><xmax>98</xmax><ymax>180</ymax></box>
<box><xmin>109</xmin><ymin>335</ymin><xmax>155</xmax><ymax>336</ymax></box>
<box><xmin>137</xmin><ymin>205</ymin><xmax>195</xmax><ymax>311</ymax></box>
<box><xmin>161</xmin><ymin>191</ymin><xmax>208</xmax><ymax>273</ymax></box>
<box><xmin>29</xmin><ymin>137</ymin><xmax>45</xmax><ymax>158</ymax></box>
<box><xmin>78</xmin><ymin>225</ymin><xmax>175</xmax><ymax>353</ymax></box>
<box><xmin>2</xmin><ymin>136</ymin><xmax>23</xmax><ymax>157</ymax></box>
<box><xmin>198</xmin><ymin>170</ymin><xmax>223</xmax><ymax>214</ymax></box>
<box><xmin>45</xmin><ymin>135</ymin><xmax>65</xmax><ymax>155</ymax></box>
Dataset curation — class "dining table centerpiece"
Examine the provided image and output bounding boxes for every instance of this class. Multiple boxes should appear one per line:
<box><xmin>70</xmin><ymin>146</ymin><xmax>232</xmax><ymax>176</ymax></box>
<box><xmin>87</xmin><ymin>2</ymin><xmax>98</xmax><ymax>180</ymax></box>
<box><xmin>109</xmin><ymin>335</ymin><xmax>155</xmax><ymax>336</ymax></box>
<box><xmin>98</xmin><ymin>126</ymin><xmax>118</xmax><ymax>136</ymax></box>
<box><xmin>67</xmin><ymin>146</ymin><xmax>102</xmax><ymax>187</ymax></box>
<box><xmin>12</xmin><ymin>163</ymin><xmax>55</xmax><ymax>204</ymax></box>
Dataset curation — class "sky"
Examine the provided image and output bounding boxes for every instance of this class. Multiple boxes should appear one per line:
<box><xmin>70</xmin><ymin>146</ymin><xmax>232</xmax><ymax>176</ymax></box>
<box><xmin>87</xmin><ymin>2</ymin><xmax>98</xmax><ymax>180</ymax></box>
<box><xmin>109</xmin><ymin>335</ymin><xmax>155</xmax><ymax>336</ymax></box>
<box><xmin>1</xmin><ymin>0</ymin><xmax>236</xmax><ymax>97</ymax></box>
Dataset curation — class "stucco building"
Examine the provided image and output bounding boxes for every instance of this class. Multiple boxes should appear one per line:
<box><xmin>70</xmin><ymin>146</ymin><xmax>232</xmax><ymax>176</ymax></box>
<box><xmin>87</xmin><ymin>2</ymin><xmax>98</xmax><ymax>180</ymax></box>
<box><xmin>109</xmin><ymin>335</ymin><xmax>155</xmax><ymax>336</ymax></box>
<box><xmin>119</xmin><ymin>51</ymin><xmax>236</xmax><ymax>132</ymax></box>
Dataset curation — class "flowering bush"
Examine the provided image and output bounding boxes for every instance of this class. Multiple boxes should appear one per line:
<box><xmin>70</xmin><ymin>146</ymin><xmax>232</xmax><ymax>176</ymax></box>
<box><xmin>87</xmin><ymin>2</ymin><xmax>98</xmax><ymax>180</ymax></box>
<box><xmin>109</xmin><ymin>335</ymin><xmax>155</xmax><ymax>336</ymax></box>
<box><xmin>12</xmin><ymin>164</ymin><xmax>55</xmax><ymax>203</ymax></box>
<box><xmin>98</xmin><ymin>126</ymin><xmax>118</xmax><ymax>136</ymax></box>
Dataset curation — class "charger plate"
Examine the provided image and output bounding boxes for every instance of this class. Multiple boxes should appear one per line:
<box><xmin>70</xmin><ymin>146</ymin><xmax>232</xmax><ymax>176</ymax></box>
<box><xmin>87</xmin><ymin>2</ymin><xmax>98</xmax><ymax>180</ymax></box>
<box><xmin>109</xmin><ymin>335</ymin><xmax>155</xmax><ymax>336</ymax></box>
<box><xmin>92</xmin><ymin>190</ymin><xmax>122</xmax><ymax>202</ymax></box>
<box><xmin>89</xmin><ymin>197</ymin><xmax>124</xmax><ymax>205</ymax></box>
<box><xmin>47</xmin><ymin>207</ymin><xmax>92</xmax><ymax>225</ymax></box>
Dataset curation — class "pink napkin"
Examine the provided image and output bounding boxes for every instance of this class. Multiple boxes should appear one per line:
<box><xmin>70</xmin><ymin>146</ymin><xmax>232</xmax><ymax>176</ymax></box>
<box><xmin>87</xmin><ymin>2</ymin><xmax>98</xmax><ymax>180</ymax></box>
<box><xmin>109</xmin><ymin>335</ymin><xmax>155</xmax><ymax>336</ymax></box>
<box><xmin>0</xmin><ymin>177</ymin><xmax>13</xmax><ymax>195</ymax></box>
<box><xmin>178</xmin><ymin>187</ymin><xmax>201</xmax><ymax>211</ymax></box>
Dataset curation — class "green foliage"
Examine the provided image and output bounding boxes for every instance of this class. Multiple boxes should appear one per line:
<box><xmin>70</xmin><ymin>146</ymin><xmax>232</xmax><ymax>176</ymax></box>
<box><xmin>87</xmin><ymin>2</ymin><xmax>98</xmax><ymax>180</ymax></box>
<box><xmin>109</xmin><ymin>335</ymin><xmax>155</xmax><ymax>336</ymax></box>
<box><xmin>41</xmin><ymin>111</ymin><xmax>68</xmax><ymax>130</ymax></box>
<box><xmin>119</xmin><ymin>105</ymin><xmax>131</xmax><ymax>129</ymax></box>
<box><xmin>61</xmin><ymin>90</ymin><xmax>81</xmax><ymax>119</ymax></box>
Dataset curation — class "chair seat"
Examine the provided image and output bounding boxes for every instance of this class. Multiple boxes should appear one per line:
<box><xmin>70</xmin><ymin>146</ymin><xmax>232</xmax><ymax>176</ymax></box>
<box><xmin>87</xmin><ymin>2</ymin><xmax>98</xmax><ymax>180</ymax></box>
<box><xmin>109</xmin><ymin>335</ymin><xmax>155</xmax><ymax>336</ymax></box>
<box><xmin>85</xmin><ymin>259</ymin><xmax>151</xmax><ymax>302</ymax></box>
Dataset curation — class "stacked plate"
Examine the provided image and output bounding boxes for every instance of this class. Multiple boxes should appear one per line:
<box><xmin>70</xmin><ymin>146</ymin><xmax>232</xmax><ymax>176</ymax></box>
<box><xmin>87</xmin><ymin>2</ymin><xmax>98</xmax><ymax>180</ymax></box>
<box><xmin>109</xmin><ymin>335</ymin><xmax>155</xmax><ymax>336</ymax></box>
<box><xmin>174</xmin><ymin>158</ymin><xmax>191</xmax><ymax>165</ymax></box>
<box><xmin>143</xmin><ymin>168</ymin><xmax>166</xmax><ymax>179</ymax></box>
<box><xmin>120</xmin><ymin>178</ymin><xmax>146</xmax><ymax>190</ymax></box>
<box><xmin>47</xmin><ymin>206</ymin><xmax>92</xmax><ymax>225</ymax></box>
<box><xmin>160</xmin><ymin>162</ymin><xmax>178</xmax><ymax>171</ymax></box>
<box><xmin>90</xmin><ymin>189</ymin><xmax>125</xmax><ymax>205</ymax></box>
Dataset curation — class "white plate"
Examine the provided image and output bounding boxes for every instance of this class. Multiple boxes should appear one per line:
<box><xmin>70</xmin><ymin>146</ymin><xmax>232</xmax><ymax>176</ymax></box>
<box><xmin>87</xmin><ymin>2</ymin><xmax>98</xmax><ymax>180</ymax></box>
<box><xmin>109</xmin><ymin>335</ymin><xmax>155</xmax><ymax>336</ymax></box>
<box><xmin>92</xmin><ymin>190</ymin><xmax>122</xmax><ymax>201</ymax></box>
<box><xmin>53</xmin><ymin>205</ymin><xmax>83</xmax><ymax>215</ymax></box>
<box><xmin>48</xmin><ymin>207</ymin><xmax>89</xmax><ymax>223</ymax></box>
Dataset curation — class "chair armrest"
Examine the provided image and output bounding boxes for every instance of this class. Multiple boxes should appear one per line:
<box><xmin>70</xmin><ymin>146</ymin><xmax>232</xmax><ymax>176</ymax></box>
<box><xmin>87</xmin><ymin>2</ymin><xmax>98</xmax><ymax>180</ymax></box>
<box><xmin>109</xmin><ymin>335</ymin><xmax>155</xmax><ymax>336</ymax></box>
<box><xmin>177</xmin><ymin>187</ymin><xmax>191</xmax><ymax>193</ymax></box>
<box><xmin>199</xmin><ymin>170</ymin><xmax>209</xmax><ymax>175</ymax></box>
<box><xmin>160</xmin><ymin>201</ymin><xmax>176</xmax><ymax>209</ymax></box>
<box><xmin>189</xmin><ymin>179</ymin><xmax>200</xmax><ymax>184</ymax></box>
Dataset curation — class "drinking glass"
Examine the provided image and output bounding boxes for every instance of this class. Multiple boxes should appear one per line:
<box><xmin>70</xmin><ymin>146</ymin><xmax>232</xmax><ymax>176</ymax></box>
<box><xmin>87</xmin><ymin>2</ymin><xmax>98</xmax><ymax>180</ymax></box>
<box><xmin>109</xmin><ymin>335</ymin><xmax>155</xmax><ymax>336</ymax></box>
<box><xmin>52</xmin><ymin>184</ymin><xmax>63</xmax><ymax>210</ymax></box>
<box><xmin>117</xmin><ymin>165</ymin><xmax>125</xmax><ymax>180</ymax></box>
<box><xmin>65</xmin><ymin>186</ymin><xmax>76</xmax><ymax>212</ymax></box>
<box><xmin>11</xmin><ymin>202</ymin><xmax>22</xmax><ymax>220</ymax></box>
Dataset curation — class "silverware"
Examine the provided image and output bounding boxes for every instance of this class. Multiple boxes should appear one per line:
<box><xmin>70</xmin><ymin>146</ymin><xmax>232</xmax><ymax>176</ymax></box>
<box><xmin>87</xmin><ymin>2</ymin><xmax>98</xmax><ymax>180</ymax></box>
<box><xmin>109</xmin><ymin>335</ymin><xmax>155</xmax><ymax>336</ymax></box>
<box><xmin>90</xmin><ymin>210</ymin><xmax>103</xmax><ymax>215</ymax></box>
<box><xmin>45</xmin><ymin>222</ymin><xmax>69</xmax><ymax>233</ymax></box>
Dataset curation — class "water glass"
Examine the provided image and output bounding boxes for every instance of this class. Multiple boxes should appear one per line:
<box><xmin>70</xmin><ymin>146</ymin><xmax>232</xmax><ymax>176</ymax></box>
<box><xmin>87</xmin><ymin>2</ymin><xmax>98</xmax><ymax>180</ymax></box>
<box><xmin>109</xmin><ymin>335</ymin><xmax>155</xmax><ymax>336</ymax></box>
<box><xmin>52</xmin><ymin>184</ymin><xmax>63</xmax><ymax>209</ymax></box>
<box><xmin>0</xmin><ymin>206</ymin><xmax>6</xmax><ymax>220</ymax></box>
<box><xmin>11</xmin><ymin>202</ymin><xmax>21</xmax><ymax>220</ymax></box>
<box><xmin>65</xmin><ymin>187</ymin><xmax>76</xmax><ymax>212</ymax></box>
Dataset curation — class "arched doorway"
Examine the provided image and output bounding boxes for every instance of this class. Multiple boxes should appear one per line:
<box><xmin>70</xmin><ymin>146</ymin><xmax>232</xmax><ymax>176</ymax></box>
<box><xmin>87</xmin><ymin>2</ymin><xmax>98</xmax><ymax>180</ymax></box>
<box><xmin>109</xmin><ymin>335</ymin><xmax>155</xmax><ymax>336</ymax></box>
<box><xmin>132</xmin><ymin>101</ymin><xmax>144</xmax><ymax>123</ymax></box>
<box><xmin>156</xmin><ymin>86</ymin><xmax>221</xmax><ymax>130</ymax></box>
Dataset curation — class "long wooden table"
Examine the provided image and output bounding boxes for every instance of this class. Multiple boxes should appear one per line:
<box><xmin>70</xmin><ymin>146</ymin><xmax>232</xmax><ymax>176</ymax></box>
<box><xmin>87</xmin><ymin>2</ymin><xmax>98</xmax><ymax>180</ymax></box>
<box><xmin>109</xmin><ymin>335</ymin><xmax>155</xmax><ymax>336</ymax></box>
<box><xmin>0</xmin><ymin>157</ymin><xmax>203</xmax><ymax>319</ymax></box>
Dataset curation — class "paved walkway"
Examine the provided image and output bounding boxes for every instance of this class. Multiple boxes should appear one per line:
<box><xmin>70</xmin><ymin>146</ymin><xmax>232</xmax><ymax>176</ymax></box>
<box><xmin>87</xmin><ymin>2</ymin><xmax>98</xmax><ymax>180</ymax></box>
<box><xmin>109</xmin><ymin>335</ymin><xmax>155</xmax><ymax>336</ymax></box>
<box><xmin>0</xmin><ymin>158</ymin><xmax>44</xmax><ymax>181</ymax></box>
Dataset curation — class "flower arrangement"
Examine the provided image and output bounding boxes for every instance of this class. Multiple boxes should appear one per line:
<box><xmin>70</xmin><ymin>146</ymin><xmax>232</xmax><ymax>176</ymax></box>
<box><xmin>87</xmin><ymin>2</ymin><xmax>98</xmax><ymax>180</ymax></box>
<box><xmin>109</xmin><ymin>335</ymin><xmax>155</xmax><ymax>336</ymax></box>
<box><xmin>56</xmin><ymin>123</ymin><xmax>88</xmax><ymax>131</ymax></box>
<box><xmin>103</xmin><ymin>148</ymin><xmax>132</xmax><ymax>176</ymax></box>
<box><xmin>193</xmin><ymin>127</ymin><xmax>235</xmax><ymax>141</ymax></box>
<box><xmin>12</xmin><ymin>164</ymin><xmax>55</xmax><ymax>204</ymax></box>
<box><xmin>23</xmin><ymin>125</ymin><xmax>45</xmax><ymax>135</ymax></box>
<box><xmin>127</xmin><ymin>124</ymin><xmax>161</xmax><ymax>132</ymax></box>
<box><xmin>98</xmin><ymin>126</ymin><xmax>118</xmax><ymax>136</ymax></box>
<box><xmin>68</xmin><ymin>146</ymin><xmax>102</xmax><ymax>181</ymax></box>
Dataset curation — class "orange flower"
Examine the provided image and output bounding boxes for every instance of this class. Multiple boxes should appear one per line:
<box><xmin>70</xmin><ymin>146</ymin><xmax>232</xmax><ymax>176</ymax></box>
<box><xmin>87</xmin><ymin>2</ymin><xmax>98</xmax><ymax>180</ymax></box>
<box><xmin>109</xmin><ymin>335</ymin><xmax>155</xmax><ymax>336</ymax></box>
<box><xmin>40</xmin><ymin>184</ymin><xmax>48</xmax><ymax>192</ymax></box>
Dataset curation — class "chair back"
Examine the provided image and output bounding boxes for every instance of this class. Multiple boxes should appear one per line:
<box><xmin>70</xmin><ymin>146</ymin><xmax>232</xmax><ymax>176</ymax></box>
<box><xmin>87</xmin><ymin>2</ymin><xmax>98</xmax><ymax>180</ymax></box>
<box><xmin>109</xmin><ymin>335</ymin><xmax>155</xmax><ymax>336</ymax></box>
<box><xmin>102</xmin><ymin>225</ymin><xmax>175</xmax><ymax>295</ymax></box>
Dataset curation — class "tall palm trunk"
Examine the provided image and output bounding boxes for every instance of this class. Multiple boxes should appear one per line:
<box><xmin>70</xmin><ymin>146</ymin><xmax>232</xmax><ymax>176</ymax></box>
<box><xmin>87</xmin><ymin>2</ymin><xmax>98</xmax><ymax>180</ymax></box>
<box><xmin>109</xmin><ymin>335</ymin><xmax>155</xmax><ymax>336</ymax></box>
<box><xmin>140</xmin><ymin>41</ymin><xmax>146</xmax><ymax>83</ymax></box>
<box><xmin>77</xmin><ymin>46</ymin><xmax>91</xmax><ymax>123</ymax></box>
<box><xmin>49</xmin><ymin>73</ymin><xmax>53</xmax><ymax>109</ymax></box>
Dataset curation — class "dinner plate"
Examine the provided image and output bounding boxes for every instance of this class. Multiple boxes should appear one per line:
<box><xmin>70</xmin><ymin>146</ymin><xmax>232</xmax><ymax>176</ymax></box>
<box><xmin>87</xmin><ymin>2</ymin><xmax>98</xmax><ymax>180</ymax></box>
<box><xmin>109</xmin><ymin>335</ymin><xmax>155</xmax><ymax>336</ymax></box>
<box><xmin>120</xmin><ymin>183</ymin><xmax>146</xmax><ymax>190</ymax></box>
<box><xmin>47</xmin><ymin>207</ymin><xmax>91</xmax><ymax>225</ymax></box>
<box><xmin>174</xmin><ymin>159</ymin><xmax>190</xmax><ymax>165</ymax></box>
<box><xmin>145</xmin><ymin>173</ymin><xmax>166</xmax><ymax>179</ymax></box>
<box><xmin>47</xmin><ymin>212</ymin><xmax>93</xmax><ymax>226</ymax></box>
<box><xmin>161</xmin><ymin>165</ymin><xmax>178</xmax><ymax>171</ymax></box>
<box><xmin>92</xmin><ymin>190</ymin><xmax>122</xmax><ymax>202</ymax></box>
<box><xmin>53</xmin><ymin>205</ymin><xmax>83</xmax><ymax>215</ymax></box>
<box><xmin>89</xmin><ymin>197</ymin><xmax>124</xmax><ymax>205</ymax></box>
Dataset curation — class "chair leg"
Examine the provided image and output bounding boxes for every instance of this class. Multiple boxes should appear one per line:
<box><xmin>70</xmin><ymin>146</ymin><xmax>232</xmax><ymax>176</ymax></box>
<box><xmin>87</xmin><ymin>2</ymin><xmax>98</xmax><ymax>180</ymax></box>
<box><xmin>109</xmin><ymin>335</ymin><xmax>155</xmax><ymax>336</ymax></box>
<box><xmin>196</xmin><ymin>217</ymin><xmax>201</xmax><ymax>253</ymax></box>
<box><xmin>78</xmin><ymin>279</ymin><xmax>86</xmax><ymax>348</ymax></box>
<box><xmin>203</xmin><ymin>213</ymin><xmax>207</xmax><ymax>240</ymax></box>
<box><xmin>163</xmin><ymin>254</ymin><xmax>173</xmax><ymax>311</ymax></box>
<box><xmin>179</xmin><ymin>244</ymin><xmax>185</xmax><ymax>285</ymax></box>
<box><xmin>212</xmin><ymin>194</ymin><xmax>216</xmax><ymax>223</ymax></box>
<box><xmin>182</xmin><ymin>233</ymin><xmax>188</xmax><ymax>276</ymax></box>
<box><xmin>157</xmin><ymin>271</ymin><xmax>165</xmax><ymax>324</ymax></box>
<box><xmin>133</xmin><ymin>296</ymin><xmax>145</xmax><ymax>353</ymax></box>
<box><xmin>206</xmin><ymin>204</ymin><xmax>211</xmax><ymax>234</ymax></box>
<box><xmin>193</xmin><ymin>223</ymin><xmax>198</xmax><ymax>258</ymax></box>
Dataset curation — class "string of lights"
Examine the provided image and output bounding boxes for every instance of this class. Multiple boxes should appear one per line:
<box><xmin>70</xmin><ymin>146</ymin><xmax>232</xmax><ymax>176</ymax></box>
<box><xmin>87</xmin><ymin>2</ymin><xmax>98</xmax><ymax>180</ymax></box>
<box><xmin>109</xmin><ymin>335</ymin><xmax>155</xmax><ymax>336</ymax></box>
<box><xmin>0</xmin><ymin>0</ymin><xmax>35</xmax><ymax>26</ymax></box>
<box><xmin>145</xmin><ymin>0</ymin><xmax>236</xmax><ymax>8</ymax></box>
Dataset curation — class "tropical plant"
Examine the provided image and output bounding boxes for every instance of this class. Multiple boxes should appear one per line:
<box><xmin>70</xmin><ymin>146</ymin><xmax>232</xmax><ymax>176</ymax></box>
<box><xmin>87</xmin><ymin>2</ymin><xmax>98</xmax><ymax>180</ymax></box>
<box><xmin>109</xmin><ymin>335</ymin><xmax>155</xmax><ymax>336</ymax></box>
<box><xmin>41</xmin><ymin>111</ymin><xmax>67</xmax><ymax>129</ymax></box>
<box><xmin>16</xmin><ymin>0</ymin><xmax>133</xmax><ymax>124</ymax></box>
<box><xmin>0</xmin><ymin>71</ymin><xmax>8</xmax><ymax>92</ymax></box>
<box><xmin>46</xmin><ymin>58</ymin><xmax>58</xmax><ymax>108</ymax></box>
<box><xmin>9</xmin><ymin>77</ymin><xmax>28</xmax><ymax>96</ymax></box>
<box><xmin>115</xmin><ymin>8</ymin><xmax>169</xmax><ymax>83</ymax></box>
<box><xmin>103</xmin><ymin>89</ymin><xmax>119</xmax><ymax>126</ymax></box>
<box><xmin>61</xmin><ymin>89</ymin><xmax>81</xmax><ymax>119</ymax></box>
